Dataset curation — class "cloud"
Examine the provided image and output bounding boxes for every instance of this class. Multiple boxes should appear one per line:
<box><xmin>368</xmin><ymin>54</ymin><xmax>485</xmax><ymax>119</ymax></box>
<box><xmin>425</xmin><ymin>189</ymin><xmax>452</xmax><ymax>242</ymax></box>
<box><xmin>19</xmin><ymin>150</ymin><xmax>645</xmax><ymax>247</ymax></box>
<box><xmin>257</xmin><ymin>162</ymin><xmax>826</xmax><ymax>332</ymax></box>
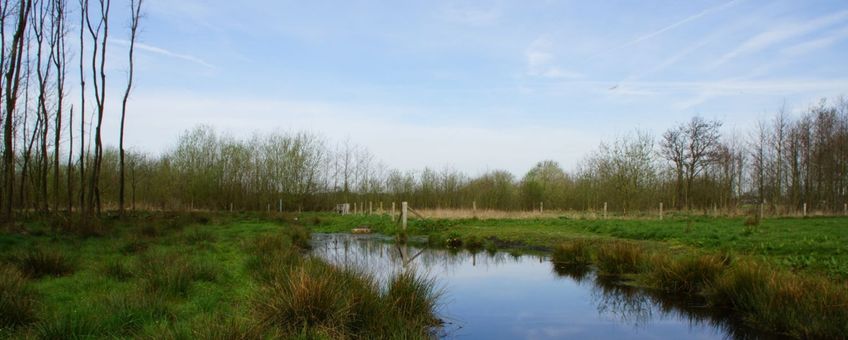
<box><xmin>442</xmin><ymin>5</ymin><xmax>502</xmax><ymax>26</ymax></box>
<box><xmin>611</xmin><ymin>0</ymin><xmax>739</xmax><ymax>51</ymax></box>
<box><xmin>781</xmin><ymin>25</ymin><xmax>848</xmax><ymax>57</ymax></box>
<box><xmin>712</xmin><ymin>10</ymin><xmax>848</xmax><ymax>67</ymax></box>
<box><xmin>525</xmin><ymin>38</ymin><xmax>583</xmax><ymax>79</ymax></box>
<box><xmin>112</xmin><ymin>39</ymin><xmax>216</xmax><ymax>69</ymax></box>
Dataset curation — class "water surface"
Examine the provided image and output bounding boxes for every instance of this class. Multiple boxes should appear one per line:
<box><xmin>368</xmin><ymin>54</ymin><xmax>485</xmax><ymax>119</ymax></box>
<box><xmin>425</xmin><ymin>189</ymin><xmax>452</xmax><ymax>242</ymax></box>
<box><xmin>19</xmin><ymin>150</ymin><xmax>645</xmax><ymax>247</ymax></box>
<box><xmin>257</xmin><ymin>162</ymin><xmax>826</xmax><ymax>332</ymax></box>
<box><xmin>311</xmin><ymin>233</ymin><xmax>775</xmax><ymax>339</ymax></box>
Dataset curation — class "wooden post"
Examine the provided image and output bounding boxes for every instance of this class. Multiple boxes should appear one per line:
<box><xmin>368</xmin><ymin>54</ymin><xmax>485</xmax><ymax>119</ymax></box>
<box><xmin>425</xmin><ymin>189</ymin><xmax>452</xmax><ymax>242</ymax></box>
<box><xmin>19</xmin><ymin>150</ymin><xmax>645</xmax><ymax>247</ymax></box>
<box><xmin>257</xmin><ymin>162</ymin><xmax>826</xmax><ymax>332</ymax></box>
<box><xmin>402</xmin><ymin>201</ymin><xmax>408</xmax><ymax>231</ymax></box>
<box><xmin>603</xmin><ymin>202</ymin><xmax>608</xmax><ymax>219</ymax></box>
<box><xmin>354</xmin><ymin>202</ymin><xmax>357</xmax><ymax>214</ymax></box>
<box><xmin>267</xmin><ymin>204</ymin><xmax>270</xmax><ymax>212</ymax></box>
<box><xmin>279</xmin><ymin>199</ymin><xmax>282</xmax><ymax>212</ymax></box>
<box><xmin>190</xmin><ymin>200</ymin><xmax>194</xmax><ymax>211</ymax></box>
<box><xmin>803</xmin><ymin>203</ymin><xmax>807</xmax><ymax>217</ymax></box>
<box><xmin>379</xmin><ymin>201</ymin><xmax>383</xmax><ymax>213</ymax></box>
<box><xmin>229</xmin><ymin>202</ymin><xmax>233</xmax><ymax>212</ymax></box>
<box><xmin>713</xmin><ymin>203</ymin><xmax>717</xmax><ymax>217</ymax></box>
<box><xmin>472</xmin><ymin>201</ymin><xmax>476</xmax><ymax>214</ymax></box>
<box><xmin>759</xmin><ymin>202</ymin><xmax>764</xmax><ymax>219</ymax></box>
<box><xmin>540</xmin><ymin>202</ymin><xmax>544</xmax><ymax>213</ymax></box>
<box><xmin>844</xmin><ymin>203</ymin><xmax>847</xmax><ymax>216</ymax></box>
<box><xmin>392</xmin><ymin>202</ymin><xmax>396</xmax><ymax>217</ymax></box>
<box><xmin>659</xmin><ymin>202</ymin><xmax>663</xmax><ymax>220</ymax></box>
<box><xmin>369</xmin><ymin>201</ymin><xmax>373</xmax><ymax>215</ymax></box>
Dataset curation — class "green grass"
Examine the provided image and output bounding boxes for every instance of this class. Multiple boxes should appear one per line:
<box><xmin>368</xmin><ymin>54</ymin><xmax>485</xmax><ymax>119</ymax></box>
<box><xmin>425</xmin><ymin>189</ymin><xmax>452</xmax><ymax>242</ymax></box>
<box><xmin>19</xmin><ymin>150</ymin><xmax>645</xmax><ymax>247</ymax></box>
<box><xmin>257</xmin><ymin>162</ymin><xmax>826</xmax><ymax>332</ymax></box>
<box><xmin>0</xmin><ymin>212</ymin><xmax>441</xmax><ymax>339</ymax></box>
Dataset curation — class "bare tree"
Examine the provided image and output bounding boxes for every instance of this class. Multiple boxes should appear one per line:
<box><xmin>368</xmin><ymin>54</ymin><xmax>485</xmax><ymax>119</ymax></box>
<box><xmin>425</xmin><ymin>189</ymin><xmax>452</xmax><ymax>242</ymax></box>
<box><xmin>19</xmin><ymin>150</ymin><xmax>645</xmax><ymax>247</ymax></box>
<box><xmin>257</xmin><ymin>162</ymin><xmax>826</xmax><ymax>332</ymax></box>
<box><xmin>118</xmin><ymin>0</ymin><xmax>141</xmax><ymax>215</ymax></box>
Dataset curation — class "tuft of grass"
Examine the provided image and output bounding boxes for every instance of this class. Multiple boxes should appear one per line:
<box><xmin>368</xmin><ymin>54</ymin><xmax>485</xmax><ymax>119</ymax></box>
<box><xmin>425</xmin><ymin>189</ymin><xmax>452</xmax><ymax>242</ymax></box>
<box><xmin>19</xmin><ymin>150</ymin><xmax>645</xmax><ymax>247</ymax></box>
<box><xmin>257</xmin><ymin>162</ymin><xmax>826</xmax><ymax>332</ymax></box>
<box><xmin>649</xmin><ymin>253</ymin><xmax>729</xmax><ymax>294</ymax></box>
<box><xmin>183</xmin><ymin>227</ymin><xmax>216</xmax><ymax>245</ymax></box>
<box><xmin>16</xmin><ymin>247</ymin><xmax>75</xmax><ymax>278</ymax></box>
<box><xmin>135</xmin><ymin>252</ymin><xmax>220</xmax><ymax>297</ymax></box>
<box><xmin>551</xmin><ymin>239</ymin><xmax>592</xmax><ymax>267</ymax></box>
<box><xmin>595</xmin><ymin>241</ymin><xmax>645</xmax><ymax>275</ymax></box>
<box><xmin>33</xmin><ymin>310</ymin><xmax>100</xmax><ymax>339</ymax></box>
<box><xmin>102</xmin><ymin>259</ymin><xmax>134</xmax><ymax>281</ymax></box>
<box><xmin>463</xmin><ymin>235</ymin><xmax>483</xmax><ymax>251</ymax></box>
<box><xmin>0</xmin><ymin>264</ymin><xmax>38</xmax><ymax>329</ymax></box>
<box><xmin>101</xmin><ymin>290</ymin><xmax>174</xmax><ymax>336</ymax></box>
<box><xmin>284</xmin><ymin>225</ymin><xmax>312</xmax><ymax>250</ymax></box>
<box><xmin>706</xmin><ymin>262</ymin><xmax>848</xmax><ymax>338</ymax></box>
<box><xmin>385</xmin><ymin>269</ymin><xmax>440</xmax><ymax>325</ymax></box>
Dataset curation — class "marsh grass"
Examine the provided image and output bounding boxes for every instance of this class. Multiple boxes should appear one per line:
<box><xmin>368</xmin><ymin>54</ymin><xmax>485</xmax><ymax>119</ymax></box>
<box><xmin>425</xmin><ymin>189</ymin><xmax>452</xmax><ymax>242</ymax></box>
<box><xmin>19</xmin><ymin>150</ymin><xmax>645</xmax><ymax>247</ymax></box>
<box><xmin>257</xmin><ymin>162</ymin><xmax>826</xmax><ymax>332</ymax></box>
<box><xmin>595</xmin><ymin>241</ymin><xmax>646</xmax><ymax>275</ymax></box>
<box><xmin>551</xmin><ymin>239</ymin><xmax>593</xmax><ymax>267</ymax></box>
<box><xmin>102</xmin><ymin>258</ymin><xmax>134</xmax><ymax>281</ymax></box>
<box><xmin>33</xmin><ymin>310</ymin><xmax>101</xmax><ymax>339</ymax></box>
<box><xmin>135</xmin><ymin>252</ymin><xmax>220</xmax><ymax>297</ymax></box>
<box><xmin>284</xmin><ymin>225</ymin><xmax>312</xmax><ymax>250</ymax></box>
<box><xmin>385</xmin><ymin>269</ymin><xmax>441</xmax><ymax>325</ymax></box>
<box><xmin>706</xmin><ymin>261</ymin><xmax>848</xmax><ymax>338</ymax></box>
<box><xmin>183</xmin><ymin>227</ymin><xmax>216</xmax><ymax>245</ymax></box>
<box><xmin>16</xmin><ymin>247</ymin><xmax>75</xmax><ymax>278</ymax></box>
<box><xmin>0</xmin><ymin>264</ymin><xmax>37</xmax><ymax>329</ymax></box>
<box><xmin>649</xmin><ymin>253</ymin><xmax>729</xmax><ymax>294</ymax></box>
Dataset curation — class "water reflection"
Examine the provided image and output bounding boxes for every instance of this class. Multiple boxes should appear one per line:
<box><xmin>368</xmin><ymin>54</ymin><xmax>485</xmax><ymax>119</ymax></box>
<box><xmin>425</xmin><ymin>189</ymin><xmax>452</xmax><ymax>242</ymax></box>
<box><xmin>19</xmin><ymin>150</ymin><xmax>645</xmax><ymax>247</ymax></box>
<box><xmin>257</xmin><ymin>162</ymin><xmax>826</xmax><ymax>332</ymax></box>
<box><xmin>310</xmin><ymin>234</ymin><xmax>780</xmax><ymax>340</ymax></box>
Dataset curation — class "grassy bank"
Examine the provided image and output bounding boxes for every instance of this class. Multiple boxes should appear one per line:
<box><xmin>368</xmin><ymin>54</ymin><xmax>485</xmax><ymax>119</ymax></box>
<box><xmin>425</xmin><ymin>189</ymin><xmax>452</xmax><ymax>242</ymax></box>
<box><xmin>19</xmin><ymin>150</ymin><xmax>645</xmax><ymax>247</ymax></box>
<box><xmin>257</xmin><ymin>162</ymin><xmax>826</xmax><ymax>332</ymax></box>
<box><xmin>0</xmin><ymin>213</ymin><xmax>440</xmax><ymax>339</ymax></box>
<box><xmin>309</xmin><ymin>212</ymin><xmax>848</xmax><ymax>338</ymax></box>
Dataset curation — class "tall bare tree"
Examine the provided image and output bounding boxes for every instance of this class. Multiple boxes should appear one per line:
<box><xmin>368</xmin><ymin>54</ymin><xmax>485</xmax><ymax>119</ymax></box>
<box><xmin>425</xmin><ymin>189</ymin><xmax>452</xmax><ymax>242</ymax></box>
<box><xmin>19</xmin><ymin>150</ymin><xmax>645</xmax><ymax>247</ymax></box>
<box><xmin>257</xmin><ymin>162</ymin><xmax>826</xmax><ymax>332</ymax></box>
<box><xmin>118</xmin><ymin>0</ymin><xmax>141</xmax><ymax>215</ymax></box>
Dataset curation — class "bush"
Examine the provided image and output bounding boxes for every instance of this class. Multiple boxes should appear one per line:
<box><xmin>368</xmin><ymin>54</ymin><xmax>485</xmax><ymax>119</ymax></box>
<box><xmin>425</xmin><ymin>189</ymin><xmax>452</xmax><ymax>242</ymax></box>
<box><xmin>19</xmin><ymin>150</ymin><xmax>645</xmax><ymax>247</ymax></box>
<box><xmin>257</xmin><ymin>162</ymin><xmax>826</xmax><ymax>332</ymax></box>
<box><xmin>0</xmin><ymin>264</ymin><xmax>37</xmax><ymax>329</ymax></box>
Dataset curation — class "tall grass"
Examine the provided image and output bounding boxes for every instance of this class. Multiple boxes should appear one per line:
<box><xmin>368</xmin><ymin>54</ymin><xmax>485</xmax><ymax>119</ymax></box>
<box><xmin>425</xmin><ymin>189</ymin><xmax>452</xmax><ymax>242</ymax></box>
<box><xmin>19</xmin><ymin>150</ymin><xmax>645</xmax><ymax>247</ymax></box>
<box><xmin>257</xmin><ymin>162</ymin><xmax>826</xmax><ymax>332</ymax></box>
<box><xmin>385</xmin><ymin>269</ymin><xmax>441</xmax><ymax>325</ymax></box>
<box><xmin>595</xmin><ymin>241</ymin><xmax>645</xmax><ymax>275</ymax></box>
<box><xmin>16</xmin><ymin>247</ymin><xmax>75</xmax><ymax>278</ymax></box>
<box><xmin>0</xmin><ymin>264</ymin><xmax>37</xmax><ymax>329</ymax></box>
<box><xmin>706</xmin><ymin>262</ymin><xmax>848</xmax><ymax>338</ymax></box>
<box><xmin>648</xmin><ymin>253</ymin><xmax>729</xmax><ymax>294</ymax></box>
<box><xmin>135</xmin><ymin>252</ymin><xmax>219</xmax><ymax>297</ymax></box>
<box><xmin>551</xmin><ymin>239</ymin><xmax>593</xmax><ymax>267</ymax></box>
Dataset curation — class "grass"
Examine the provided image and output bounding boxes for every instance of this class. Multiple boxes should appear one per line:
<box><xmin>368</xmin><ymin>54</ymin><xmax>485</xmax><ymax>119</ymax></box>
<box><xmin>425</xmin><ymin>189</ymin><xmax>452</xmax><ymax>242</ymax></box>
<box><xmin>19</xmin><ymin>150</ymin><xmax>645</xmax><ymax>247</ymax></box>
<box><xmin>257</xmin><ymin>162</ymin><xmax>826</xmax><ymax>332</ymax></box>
<box><xmin>0</xmin><ymin>212</ymin><xmax>441</xmax><ymax>339</ymax></box>
<box><xmin>0</xmin><ymin>264</ymin><xmax>37</xmax><ymax>330</ymax></box>
<box><xmin>648</xmin><ymin>253</ymin><xmax>730</xmax><ymax>294</ymax></box>
<box><xmin>595</xmin><ymin>241</ymin><xmax>646</xmax><ymax>275</ymax></box>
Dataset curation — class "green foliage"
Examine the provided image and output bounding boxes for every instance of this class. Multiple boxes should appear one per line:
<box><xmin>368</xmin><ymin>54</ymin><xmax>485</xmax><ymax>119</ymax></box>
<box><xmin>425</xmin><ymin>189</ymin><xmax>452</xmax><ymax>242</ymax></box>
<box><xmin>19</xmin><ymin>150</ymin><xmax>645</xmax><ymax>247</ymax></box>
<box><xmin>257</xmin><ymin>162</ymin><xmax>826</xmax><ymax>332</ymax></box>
<box><xmin>648</xmin><ymin>253</ymin><xmax>729</xmax><ymax>294</ymax></box>
<box><xmin>135</xmin><ymin>252</ymin><xmax>220</xmax><ymax>297</ymax></box>
<box><xmin>551</xmin><ymin>239</ymin><xmax>593</xmax><ymax>267</ymax></box>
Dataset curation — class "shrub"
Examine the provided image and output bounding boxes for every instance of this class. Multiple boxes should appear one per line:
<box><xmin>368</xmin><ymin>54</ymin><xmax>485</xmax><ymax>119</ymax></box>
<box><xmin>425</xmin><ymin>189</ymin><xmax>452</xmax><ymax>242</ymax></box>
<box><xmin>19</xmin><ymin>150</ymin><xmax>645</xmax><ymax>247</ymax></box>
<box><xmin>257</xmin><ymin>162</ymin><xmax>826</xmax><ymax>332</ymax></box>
<box><xmin>0</xmin><ymin>264</ymin><xmax>37</xmax><ymax>329</ymax></box>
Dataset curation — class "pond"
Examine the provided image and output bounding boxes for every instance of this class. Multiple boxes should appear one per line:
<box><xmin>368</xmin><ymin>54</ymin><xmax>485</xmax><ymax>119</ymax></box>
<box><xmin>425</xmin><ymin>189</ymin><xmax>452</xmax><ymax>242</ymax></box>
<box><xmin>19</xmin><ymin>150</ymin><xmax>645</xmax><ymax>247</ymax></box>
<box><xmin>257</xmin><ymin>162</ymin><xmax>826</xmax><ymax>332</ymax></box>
<box><xmin>310</xmin><ymin>233</ymin><xmax>779</xmax><ymax>339</ymax></box>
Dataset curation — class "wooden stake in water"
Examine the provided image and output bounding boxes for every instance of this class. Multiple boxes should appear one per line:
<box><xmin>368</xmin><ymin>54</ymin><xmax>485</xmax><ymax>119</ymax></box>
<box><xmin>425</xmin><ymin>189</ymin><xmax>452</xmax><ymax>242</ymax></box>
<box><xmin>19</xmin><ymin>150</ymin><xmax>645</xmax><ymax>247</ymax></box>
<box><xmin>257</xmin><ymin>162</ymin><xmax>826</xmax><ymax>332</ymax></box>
<box><xmin>603</xmin><ymin>202</ymin><xmax>608</xmax><ymax>219</ymax></box>
<box><xmin>402</xmin><ymin>201</ymin><xmax>408</xmax><ymax>231</ymax></box>
<box><xmin>659</xmin><ymin>202</ymin><xmax>663</xmax><ymax>220</ymax></box>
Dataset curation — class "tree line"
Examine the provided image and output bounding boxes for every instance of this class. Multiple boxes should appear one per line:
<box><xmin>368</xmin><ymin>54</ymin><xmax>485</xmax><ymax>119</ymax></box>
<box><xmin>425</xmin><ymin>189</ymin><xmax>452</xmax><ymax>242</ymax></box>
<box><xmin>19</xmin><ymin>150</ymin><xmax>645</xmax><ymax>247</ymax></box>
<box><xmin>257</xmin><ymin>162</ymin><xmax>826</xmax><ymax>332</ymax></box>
<box><xmin>52</xmin><ymin>97</ymin><xmax>846</xmax><ymax>216</ymax></box>
<box><xmin>2</xmin><ymin>1</ymin><xmax>846</xmax><ymax>218</ymax></box>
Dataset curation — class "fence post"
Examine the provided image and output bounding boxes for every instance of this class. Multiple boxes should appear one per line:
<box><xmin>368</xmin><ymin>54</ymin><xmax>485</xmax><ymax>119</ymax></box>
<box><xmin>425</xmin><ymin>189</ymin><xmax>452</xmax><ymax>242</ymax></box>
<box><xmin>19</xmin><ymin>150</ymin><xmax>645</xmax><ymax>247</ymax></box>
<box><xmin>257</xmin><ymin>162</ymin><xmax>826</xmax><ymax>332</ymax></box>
<box><xmin>402</xmin><ymin>201</ymin><xmax>408</xmax><ymax>231</ymax></box>
<box><xmin>803</xmin><ymin>203</ymin><xmax>807</xmax><ymax>217</ymax></box>
<box><xmin>540</xmin><ymin>202</ymin><xmax>544</xmax><ymax>213</ymax></box>
<box><xmin>392</xmin><ymin>202</ymin><xmax>396</xmax><ymax>218</ymax></box>
<box><xmin>603</xmin><ymin>202</ymin><xmax>608</xmax><ymax>219</ymax></box>
<box><xmin>229</xmin><ymin>202</ymin><xmax>233</xmax><ymax>212</ymax></box>
<box><xmin>759</xmin><ymin>202</ymin><xmax>764</xmax><ymax>220</ymax></box>
<box><xmin>659</xmin><ymin>202</ymin><xmax>663</xmax><ymax>220</ymax></box>
<box><xmin>844</xmin><ymin>203</ymin><xmax>847</xmax><ymax>216</ymax></box>
<box><xmin>472</xmin><ymin>201</ymin><xmax>476</xmax><ymax>214</ymax></box>
<box><xmin>279</xmin><ymin>199</ymin><xmax>282</xmax><ymax>212</ymax></box>
<box><xmin>380</xmin><ymin>201</ymin><xmax>383</xmax><ymax>213</ymax></box>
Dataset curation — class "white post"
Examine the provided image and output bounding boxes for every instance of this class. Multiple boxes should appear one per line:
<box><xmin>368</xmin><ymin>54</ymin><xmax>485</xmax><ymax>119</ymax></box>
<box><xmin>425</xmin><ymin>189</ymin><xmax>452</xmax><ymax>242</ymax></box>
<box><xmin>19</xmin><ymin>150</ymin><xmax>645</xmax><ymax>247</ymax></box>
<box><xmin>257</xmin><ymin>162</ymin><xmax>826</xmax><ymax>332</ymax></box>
<box><xmin>229</xmin><ymin>202</ymin><xmax>233</xmax><ymax>212</ymax></box>
<box><xmin>402</xmin><ymin>201</ymin><xmax>408</xmax><ymax>231</ymax></box>
<box><xmin>392</xmin><ymin>202</ymin><xmax>396</xmax><ymax>218</ymax></box>
<box><xmin>603</xmin><ymin>202</ymin><xmax>608</xmax><ymax>219</ymax></box>
<box><xmin>659</xmin><ymin>202</ymin><xmax>663</xmax><ymax>220</ymax></box>
<box><xmin>803</xmin><ymin>203</ymin><xmax>807</xmax><ymax>217</ymax></box>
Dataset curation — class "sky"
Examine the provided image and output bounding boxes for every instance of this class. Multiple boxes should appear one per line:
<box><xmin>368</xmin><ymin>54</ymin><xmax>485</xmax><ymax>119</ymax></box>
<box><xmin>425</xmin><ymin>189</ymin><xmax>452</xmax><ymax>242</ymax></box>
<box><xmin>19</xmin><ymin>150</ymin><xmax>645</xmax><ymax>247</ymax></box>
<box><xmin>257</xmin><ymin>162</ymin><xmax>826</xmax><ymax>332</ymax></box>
<box><xmin>97</xmin><ymin>0</ymin><xmax>848</xmax><ymax>175</ymax></box>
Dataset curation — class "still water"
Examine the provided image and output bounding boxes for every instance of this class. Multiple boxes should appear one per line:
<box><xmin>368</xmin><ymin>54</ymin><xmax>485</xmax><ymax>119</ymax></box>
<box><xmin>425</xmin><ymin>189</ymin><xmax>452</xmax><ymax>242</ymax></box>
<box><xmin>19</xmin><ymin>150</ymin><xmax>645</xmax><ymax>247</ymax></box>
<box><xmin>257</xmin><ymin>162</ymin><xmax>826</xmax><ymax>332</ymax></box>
<box><xmin>311</xmin><ymin>233</ymin><xmax>775</xmax><ymax>340</ymax></box>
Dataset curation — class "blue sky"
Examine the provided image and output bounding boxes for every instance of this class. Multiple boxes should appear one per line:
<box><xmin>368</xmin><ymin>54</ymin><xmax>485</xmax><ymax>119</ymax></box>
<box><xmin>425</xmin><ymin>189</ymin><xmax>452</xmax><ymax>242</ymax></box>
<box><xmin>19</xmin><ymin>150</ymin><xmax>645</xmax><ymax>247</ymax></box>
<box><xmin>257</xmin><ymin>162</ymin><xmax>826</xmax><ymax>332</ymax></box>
<box><xmin>102</xmin><ymin>0</ymin><xmax>848</xmax><ymax>175</ymax></box>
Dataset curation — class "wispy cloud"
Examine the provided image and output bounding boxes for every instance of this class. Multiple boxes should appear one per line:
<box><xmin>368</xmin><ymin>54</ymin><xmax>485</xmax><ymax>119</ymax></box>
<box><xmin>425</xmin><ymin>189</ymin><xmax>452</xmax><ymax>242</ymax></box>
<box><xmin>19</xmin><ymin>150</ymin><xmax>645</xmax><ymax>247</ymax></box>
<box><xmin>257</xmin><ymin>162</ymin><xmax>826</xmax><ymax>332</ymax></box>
<box><xmin>712</xmin><ymin>10</ymin><xmax>848</xmax><ymax>67</ymax></box>
<box><xmin>611</xmin><ymin>0</ymin><xmax>739</xmax><ymax>52</ymax></box>
<box><xmin>525</xmin><ymin>37</ymin><xmax>582</xmax><ymax>79</ymax></box>
<box><xmin>112</xmin><ymin>38</ymin><xmax>216</xmax><ymax>69</ymax></box>
<box><xmin>781</xmin><ymin>25</ymin><xmax>848</xmax><ymax>57</ymax></box>
<box><xmin>442</xmin><ymin>5</ymin><xmax>502</xmax><ymax>26</ymax></box>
